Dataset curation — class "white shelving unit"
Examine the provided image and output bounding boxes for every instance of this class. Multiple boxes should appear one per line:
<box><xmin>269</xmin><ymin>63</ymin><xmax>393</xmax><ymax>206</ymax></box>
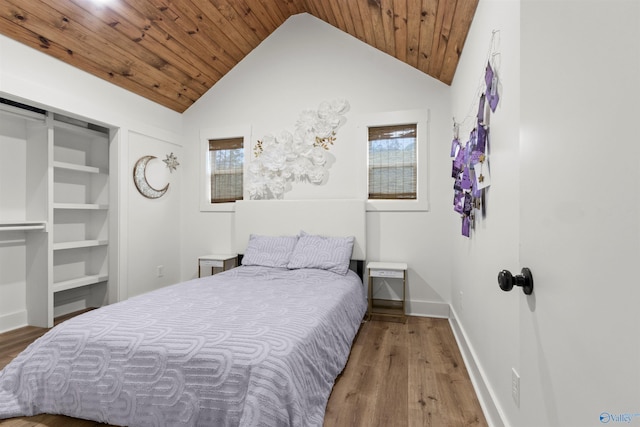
<box><xmin>52</xmin><ymin>116</ymin><xmax>110</xmax><ymax>316</ymax></box>
<box><xmin>0</xmin><ymin>99</ymin><xmax>114</xmax><ymax>328</ymax></box>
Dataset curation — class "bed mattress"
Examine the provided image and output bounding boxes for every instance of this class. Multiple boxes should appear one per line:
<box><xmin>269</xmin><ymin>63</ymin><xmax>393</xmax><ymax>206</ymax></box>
<box><xmin>0</xmin><ymin>266</ymin><xmax>367</xmax><ymax>426</ymax></box>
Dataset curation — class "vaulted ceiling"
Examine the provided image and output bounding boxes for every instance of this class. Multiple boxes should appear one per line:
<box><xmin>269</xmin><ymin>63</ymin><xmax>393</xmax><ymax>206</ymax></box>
<box><xmin>0</xmin><ymin>0</ymin><xmax>478</xmax><ymax>113</ymax></box>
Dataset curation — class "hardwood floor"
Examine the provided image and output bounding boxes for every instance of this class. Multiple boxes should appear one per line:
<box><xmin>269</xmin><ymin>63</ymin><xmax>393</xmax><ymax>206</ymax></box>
<box><xmin>0</xmin><ymin>315</ymin><xmax>487</xmax><ymax>427</ymax></box>
<box><xmin>324</xmin><ymin>317</ymin><xmax>487</xmax><ymax>427</ymax></box>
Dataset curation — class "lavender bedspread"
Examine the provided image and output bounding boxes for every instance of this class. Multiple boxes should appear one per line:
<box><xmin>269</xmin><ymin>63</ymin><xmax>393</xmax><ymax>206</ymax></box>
<box><xmin>0</xmin><ymin>266</ymin><xmax>366</xmax><ymax>426</ymax></box>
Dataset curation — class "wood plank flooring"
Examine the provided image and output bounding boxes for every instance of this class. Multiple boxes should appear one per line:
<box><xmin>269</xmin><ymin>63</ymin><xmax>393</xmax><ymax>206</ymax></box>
<box><xmin>324</xmin><ymin>317</ymin><xmax>487</xmax><ymax>426</ymax></box>
<box><xmin>0</xmin><ymin>314</ymin><xmax>487</xmax><ymax>427</ymax></box>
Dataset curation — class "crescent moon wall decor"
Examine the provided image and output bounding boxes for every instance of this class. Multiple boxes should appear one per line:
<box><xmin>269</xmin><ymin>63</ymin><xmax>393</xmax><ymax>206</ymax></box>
<box><xmin>133</xmin><ymin>155</ymin><xmax>169</xmax><ymax>199</ymax></box>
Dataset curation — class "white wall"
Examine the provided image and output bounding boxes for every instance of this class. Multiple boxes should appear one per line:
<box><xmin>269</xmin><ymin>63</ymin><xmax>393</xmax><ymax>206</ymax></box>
<box><xmin>181</xmin><ymin>13</ymin><xmax>453</xmax><ymax>315</ymax></box>
<box><xmin>126</xmin><ymin>132</ymin><xmax>183</xmax><ymax>299</ymax></box>
<box><xmin>450</xmin><ymin>1</ymin><xmax>521</xmax><ymax>425</ymax></box>
<box><xmin>0</xmin><ymin>35</ymin><xmax>184</xmax><ymax>330</ymax></box>
<box><xmin>452</xmin><ymin>1</ymin><xmax>640</xmax><ymax>427</ymax></box>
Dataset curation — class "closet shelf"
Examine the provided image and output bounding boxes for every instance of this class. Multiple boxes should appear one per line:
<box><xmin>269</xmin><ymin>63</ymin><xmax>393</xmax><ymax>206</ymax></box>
<box><xmin>0</xmin><ymin>221</ymin><xmax>47</xmax><ymax>232</ymax></box>
<box><xmin>53</xmin><ymin>119</ymin><xmax>108</xmax><ymax>139</ymax></box>
<box><xmin>53</xmin><ymin>161</ymin><xmax>104</xmax><ymax>174</ymax></box>
<box><xmin>53</xmin><ymin>240</ymin><xmax>108</xmax><ymax>250</ymax></box>
<box><xmin>53</xmin><ymin>203</ymin><xmax>108</xmax><ymax>210</ymax></box>
<box><xmin>53</xmin><ymin>274</ymin><xmax>109</xmax><ymax>293</ymax></box>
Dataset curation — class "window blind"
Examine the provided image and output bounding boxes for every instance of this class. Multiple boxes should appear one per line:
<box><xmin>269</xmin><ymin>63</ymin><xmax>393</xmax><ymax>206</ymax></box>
<box><xmin>209</xmin><ymin>138</ymin><xmax>243</xmax><ymax>203</ymax></box>
<box><xmin>368</xmin><ymin>124</ymin><xmax>417</xmax><ymax>200</ymax></box>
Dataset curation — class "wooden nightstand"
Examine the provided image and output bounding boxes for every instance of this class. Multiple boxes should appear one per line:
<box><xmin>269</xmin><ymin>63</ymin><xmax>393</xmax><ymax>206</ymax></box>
<box><xmin>367</xmin><ymin>261</ymin><xmax>407</xmax><ymax>322</ymax></box>
<box><xmin>198</xmin><ymin>254</ymin><xmax>237</xmax><ymax>277</ymax></box>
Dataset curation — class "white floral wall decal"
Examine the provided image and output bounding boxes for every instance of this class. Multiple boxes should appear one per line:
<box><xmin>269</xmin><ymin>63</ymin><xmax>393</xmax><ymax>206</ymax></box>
<box><xmin>247</xmin><ymin>99</ymin><xmax>350</xmax><ymax>200</ymax></box>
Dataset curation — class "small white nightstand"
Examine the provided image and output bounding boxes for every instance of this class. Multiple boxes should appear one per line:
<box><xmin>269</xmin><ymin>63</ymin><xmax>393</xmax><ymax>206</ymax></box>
<box><xmin>367</xmin><ymin>261</ymin><xmax>407</xmax><ymax>322</ymax></box>
<box><xmin>198</xmin><ymin>254</ymin><xmax>237</xmax><ymax>277</ymax></box>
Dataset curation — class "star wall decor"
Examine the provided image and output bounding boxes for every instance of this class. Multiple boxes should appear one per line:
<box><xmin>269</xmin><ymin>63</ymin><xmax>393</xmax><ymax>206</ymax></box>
<box><xmin>163</xmin><ymin>152</ymin><xmax>180</xmax><ymax>172</ymax></box>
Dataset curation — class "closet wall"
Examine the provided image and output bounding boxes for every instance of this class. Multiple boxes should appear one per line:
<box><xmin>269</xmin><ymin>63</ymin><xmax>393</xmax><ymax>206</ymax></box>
<box><xmin>0</xmin><ymin>33</ymin><xmax>184</xmax><ymax>333</ymax></box>
<box><xmin>0</xmin><ymin>101</ymin><xmax>114</xmax><ymax>328</ymax></box>
<box><xmin>0</xmin><ymin>106</ymin><xmax>47</xmax><ymax>329</ymax></box>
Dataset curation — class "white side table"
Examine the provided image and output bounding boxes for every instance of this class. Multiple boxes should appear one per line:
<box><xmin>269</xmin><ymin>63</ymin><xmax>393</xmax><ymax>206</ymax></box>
<box><xmin>198</xmin><ymin>254</ymin><xmax>237</xmax><ymax>277</ymax></box>
<box><xmin>367</xmin><ymin>261</ymin><xmax>407</xmax><ymax>322</ymax></box>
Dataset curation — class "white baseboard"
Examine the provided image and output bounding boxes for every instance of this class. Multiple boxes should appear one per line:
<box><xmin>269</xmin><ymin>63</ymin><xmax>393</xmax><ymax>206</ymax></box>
<box><xmin>0</xmin><ymin>309</ymin><xmax>27</xmax><ymax>334</ymax></box>
<box><xmin>449</xmin><ymin>307</ymin><xmax>507</xmax><ymax>427</ymax></box>
<box><xmin>406</xmin><ymin>299</ymin><xmax>450</xmax><ymax>318</ymax></box>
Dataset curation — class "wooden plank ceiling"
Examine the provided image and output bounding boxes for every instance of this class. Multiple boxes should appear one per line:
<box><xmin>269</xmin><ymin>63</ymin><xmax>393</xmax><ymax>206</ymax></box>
<box><xmin>0</xmin><ymin>0</ymin><xmax>478</xmax><ymax>113</ymax></box>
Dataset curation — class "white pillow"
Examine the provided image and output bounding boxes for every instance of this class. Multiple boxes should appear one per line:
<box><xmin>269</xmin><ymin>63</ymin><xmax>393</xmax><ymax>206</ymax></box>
<box><xmin>287</xmin><ymin>231</ymin><xmax>354</xmax><ymax>275</ymax></box>
<box><xmin>241</xmin><ymin>234</ymin><xmax>299</xmax><ymax>268</ymax></box>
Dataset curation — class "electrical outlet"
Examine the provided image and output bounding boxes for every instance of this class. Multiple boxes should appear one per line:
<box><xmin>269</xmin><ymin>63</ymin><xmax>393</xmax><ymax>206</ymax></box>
<box><xmin>511</xmin><ymin>368</ymin><xmax>520</xmax><ymax>407</ymax></box>
<box><xmin>157</xmin><ymin>265</ymin><xmax>164</xmax><ymax>277</ymax></box>
<box><xmin>458</xmin><ymin>291</ymin><xmax>464</xmax><ymax>310</ymax></box>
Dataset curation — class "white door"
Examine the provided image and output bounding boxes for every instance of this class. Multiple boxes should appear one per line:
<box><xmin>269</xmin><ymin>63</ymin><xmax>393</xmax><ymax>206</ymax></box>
<box><xmin>518</xmin><ymin>2</ymin><xmax>640</xmax><ymax>426</ymax></box>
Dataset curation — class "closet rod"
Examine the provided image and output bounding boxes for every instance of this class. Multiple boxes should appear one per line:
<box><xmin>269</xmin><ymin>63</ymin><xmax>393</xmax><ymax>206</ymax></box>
<box><xmin>0</xmin><ymin>103</ymin><xmax>46</xmax><ymax>122</ymax></box>
<box><xmin>0</xmin><ymin>224</ymin><xmax>46</xmax><ymax>231</ymax></box>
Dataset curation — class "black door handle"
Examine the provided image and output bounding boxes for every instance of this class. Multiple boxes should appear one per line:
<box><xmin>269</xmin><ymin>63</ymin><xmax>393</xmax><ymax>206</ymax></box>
<box><xmin>498</xmin><ymin>268</ymin><xmax>534</xmax><ymax>295</ymax></box>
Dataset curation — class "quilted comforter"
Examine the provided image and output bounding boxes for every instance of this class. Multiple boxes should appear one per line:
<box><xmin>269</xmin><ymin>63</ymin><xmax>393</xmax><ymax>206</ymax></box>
<box><xmin>0</xmin><ymin>266</ymin><xmax>367</xmax><ymax>426</ymax></box>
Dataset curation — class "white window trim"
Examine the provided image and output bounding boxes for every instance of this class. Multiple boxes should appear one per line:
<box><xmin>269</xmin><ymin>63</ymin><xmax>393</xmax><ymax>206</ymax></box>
<box><xmin>200</xmin><ymin>125</ymin><xmax>251</xmax><ymax>212</ymax></box>
<box><xmin>359</xmin><ymin>109</ymin><xmax>429</xmax><ymax>212</ymax></box>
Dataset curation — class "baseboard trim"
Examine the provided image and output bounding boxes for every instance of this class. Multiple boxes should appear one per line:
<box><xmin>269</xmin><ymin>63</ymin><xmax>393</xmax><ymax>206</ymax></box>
<box><xmin>449</xmin><ymin>307</ymin><xmax>507</xmax><ymax>427</ymax></box>
<box><xmin>0</xmin><ymin>309</ymin><xmax>27</xmax><ymax>334</ymax></box>
<box><xmin>406</xmin><ymin>299</ymin><xmax>450</xmax><ymax>318</ymax></box>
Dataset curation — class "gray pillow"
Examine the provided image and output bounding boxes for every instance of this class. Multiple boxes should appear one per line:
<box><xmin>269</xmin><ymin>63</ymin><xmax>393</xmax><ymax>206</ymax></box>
<box><xmin>241</xmin><ymin>234</ymin><xmax>299</xmax><ymax>268</ymax></box>
<box><xmin>287</xmin><ymin>231</ymin><xmax>354</xmax><ymax>275</ymax></box>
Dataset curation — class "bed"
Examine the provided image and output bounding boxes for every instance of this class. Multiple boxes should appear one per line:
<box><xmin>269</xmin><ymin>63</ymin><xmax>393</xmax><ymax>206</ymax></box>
<box><xmin>0</xmin><ymin>199</ymin><xmax>367</xmax><ymax>426</ymax></box>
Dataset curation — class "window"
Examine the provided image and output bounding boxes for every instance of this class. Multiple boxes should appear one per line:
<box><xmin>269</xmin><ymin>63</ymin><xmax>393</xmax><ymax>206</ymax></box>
<box><xmin>368</xmin><ymin>124</ymin><xmax>417</xmax><ymax>200</ymax></box>
<box><xmin>360</xmin><ymin>109</ymin><xmax>428</xmax><ymax>212</ymax></box>
<box><xmin>208</xmin><ymin>138</ymin><xmax>243</xmax><ymax>203</ymax></box>
<box><xmin>200</xmin><ymin>125</ymin><xmax>251</xmax><ymax>212</ymax></box>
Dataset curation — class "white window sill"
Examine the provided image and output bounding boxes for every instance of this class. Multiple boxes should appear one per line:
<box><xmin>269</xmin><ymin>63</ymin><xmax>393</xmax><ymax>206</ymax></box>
<box><xmin>366</xmin><ymin>199</ymin><xmax>429</xmax><ymax>212</ymax></box>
